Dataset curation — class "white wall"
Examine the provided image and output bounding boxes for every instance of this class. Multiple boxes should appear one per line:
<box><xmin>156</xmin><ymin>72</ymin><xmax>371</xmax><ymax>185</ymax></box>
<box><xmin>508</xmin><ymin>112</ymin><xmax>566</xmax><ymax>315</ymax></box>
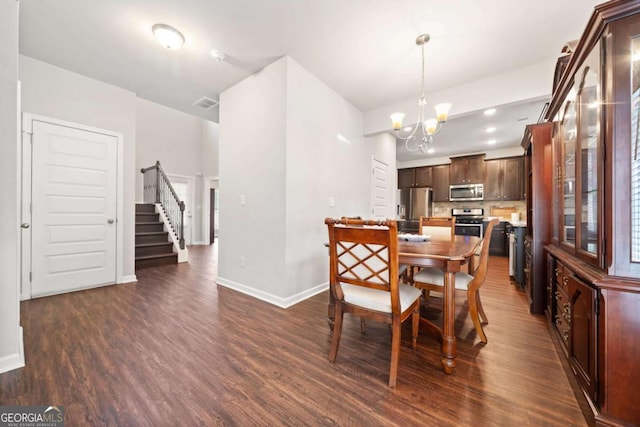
<box><xmin>202</xmin><ymin>120</ymin><xmax>219</xmax><ymax>178</ymax></box>
<box><xmin>284</xmin><ymin>57</ymin><xmax>371</xmax><ymax>297</ymax></box>
<box><xmin>218</xmin><ymin>56</ymin><xmax>393</xmax><ymax>306</ymax></box>
<box><xmin>0</xmin><ymin>0</ymin><xmax>23</xmax><ymax>374</ymax></box>
<box><xmin>19</xmin><ymin>55</ymin><xmax>137</xmax><ymax>280</ymax></box>
<box><xmin>218</xmin><ymin>58</ymin><xmax>288</xmax><ymax>301</ymax></box>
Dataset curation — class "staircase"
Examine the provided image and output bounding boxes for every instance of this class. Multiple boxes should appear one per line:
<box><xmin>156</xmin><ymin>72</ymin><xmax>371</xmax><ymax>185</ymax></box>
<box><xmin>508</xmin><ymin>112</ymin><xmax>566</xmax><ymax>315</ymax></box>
<box><xmin>135</xmin><ymin>204</ymin><xmax>178</xmax><ymax>269</ymax></box>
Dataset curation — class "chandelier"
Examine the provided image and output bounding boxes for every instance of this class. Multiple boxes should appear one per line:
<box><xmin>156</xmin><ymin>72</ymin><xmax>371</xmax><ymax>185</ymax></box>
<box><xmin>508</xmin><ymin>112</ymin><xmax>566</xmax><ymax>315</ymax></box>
<box><xmin>390</xmin><ymin>34</ymin><xmax>451</xmax><ymax>154</ymax></box>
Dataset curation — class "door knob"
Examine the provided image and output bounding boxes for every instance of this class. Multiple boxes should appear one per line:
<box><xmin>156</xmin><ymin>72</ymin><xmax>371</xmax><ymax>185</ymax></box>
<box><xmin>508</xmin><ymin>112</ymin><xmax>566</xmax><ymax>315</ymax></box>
<box><xmin>21</xmin><ymin>223</ymin><xmax>30</xmax><ymax>229</ymax></box>
<box><xmin>107</xmin><ymin>219</ymin><xmax>115</xmax><ymax>224</ymax></box>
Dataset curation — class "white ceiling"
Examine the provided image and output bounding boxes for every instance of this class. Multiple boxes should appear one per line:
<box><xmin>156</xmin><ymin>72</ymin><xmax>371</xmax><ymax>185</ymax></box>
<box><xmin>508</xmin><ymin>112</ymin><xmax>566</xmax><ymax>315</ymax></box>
<box><xmin>18</xmin><ymin>0</ymin><xmax>602</xmax><ymax>159</ymax></box>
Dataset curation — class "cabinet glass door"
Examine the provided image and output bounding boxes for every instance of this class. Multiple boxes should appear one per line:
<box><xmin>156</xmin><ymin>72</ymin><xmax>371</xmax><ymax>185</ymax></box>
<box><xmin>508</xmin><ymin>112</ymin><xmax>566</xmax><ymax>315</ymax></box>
<box><xmin>561</xmin><ymin>87</ymin><xmax>577</xmax><ymax>247</ymax></box>
<box><xmin>577</xmin><ymin>50</ymin><xmax>600</xmax><ymax>257</ymax></box>
<box><xmin>631</xmin><ymin>36</ymin><xmax>640</xmax><ymax>262</ymax></box>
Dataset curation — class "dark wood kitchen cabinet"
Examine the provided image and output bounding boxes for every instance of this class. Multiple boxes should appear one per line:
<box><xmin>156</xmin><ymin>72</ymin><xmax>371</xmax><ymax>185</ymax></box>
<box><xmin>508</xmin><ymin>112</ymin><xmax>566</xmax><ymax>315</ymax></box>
<box><xmin>414</xmin><ymin>166</ymin><xmax>432</xmax><ymax>187</ymax></box>
<box><xmin>431</xmin><ymin>165</ymin><xmax>450</xmax><ymax>202</ymax></box>
<box><xmin>543</xmin><ymin>2</ymin><xmax>640</xmax><ymax>425</ymax></box>
<box><xmin>398</xmin><ymin>166</ymin><xmax>433</xmax><ymax>188</ymax></box>
<box><xmin>484</xmin><ymin>157</ymin><xmax>524</xmax><ymax>201</ymax></box>
<box><xmin>449</xmin><ymin>154</ymin><xmax>485</xmax><ymax>184</ymax></box>
<box><xmin>397</xmin><ymin>168</ymin><xmax>414</xmax><ymax>188</ymax></box>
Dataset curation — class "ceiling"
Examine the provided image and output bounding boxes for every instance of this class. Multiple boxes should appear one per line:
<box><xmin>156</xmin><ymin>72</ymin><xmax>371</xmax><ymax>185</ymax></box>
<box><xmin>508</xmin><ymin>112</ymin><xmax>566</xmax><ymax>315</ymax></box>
<box><xmin>18</xmin><ymin>0</ymin><xmax>602</xmax><ymax>159</ymax></box>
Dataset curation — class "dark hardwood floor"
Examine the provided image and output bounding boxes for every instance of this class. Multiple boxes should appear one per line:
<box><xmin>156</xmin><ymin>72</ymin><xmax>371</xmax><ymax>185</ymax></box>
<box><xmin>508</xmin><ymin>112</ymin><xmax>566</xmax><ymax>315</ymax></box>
<box><xmin>0</xmin><ymin>244</ymin><xmax>587</xmax><ymax>426</ymax></box>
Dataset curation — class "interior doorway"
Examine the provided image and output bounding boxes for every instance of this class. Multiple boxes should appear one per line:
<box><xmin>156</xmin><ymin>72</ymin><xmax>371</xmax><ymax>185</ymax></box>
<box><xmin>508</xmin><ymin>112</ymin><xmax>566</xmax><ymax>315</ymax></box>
<box><xmin>202</xmin><ymin>177</ymin><xmax>219</xmax><ymax>246</ymax></box>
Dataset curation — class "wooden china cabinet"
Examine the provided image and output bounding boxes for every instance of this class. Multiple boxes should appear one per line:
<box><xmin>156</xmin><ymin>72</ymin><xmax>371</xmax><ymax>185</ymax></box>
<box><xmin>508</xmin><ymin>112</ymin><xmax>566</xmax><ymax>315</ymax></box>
<box><xmin>544</xmin><ymin>1</ymin><xmax>640</xmax><ymax>425</ymax></box>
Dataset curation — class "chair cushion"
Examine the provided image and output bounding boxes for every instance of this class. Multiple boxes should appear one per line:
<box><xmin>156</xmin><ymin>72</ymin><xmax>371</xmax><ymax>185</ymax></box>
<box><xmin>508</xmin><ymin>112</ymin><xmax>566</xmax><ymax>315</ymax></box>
<box><xmin>341</xmin><ymin>283</ymin><xmax>422</xmax><ymax>313</ymax></box>
<box><xmin>413</xmin><ymin>267</ymin><xmax>473</xmax><ymax>291</ymax></box>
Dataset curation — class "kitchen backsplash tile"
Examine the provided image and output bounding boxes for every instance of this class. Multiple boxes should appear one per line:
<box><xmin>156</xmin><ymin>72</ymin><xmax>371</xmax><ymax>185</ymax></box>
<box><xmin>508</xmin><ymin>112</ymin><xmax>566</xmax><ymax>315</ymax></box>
<box><xmin>433</xmin><ymin>200</ymin><xmax>526</xmax><ymax>222</ymax></box>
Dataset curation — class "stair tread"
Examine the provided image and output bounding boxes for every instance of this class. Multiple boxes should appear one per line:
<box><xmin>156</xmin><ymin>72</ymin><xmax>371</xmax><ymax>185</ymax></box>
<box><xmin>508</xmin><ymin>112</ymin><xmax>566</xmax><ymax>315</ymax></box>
<box><xmin>135</xmin><ymin>231</ymin><xmax>169</xmax><ymax>236</ymax></box>
<box><xmin>135</xmin><ymin>242</ymin><xmax>172</xmax><ymax>248</ymax></box>
<box><xmin>135</xmin><ymin>253</ymin><xmax>177</xmax><ymax>261</ymax></box>
<box><xmin>136</xmin><ymin>221</ymin><xmax>163</xmax><ymax>225</ymax></box>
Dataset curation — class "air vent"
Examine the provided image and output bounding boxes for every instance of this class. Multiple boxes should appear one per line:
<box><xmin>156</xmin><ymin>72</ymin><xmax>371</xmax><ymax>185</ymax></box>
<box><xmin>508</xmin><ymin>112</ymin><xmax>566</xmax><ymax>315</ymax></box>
<box><xmin>193</xmin><ymin>96</ymin><xmax>219</xmax><ymax>110</ymax></box>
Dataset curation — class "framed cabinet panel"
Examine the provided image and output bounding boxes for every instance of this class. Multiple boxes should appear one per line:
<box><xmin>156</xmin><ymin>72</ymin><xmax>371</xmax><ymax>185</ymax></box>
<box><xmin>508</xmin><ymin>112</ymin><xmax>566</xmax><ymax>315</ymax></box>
<box><xmin>450</xmin><ymin>155</ymin><xmax>485</xmax><ymax>184</ymax></box>
<box><xmin>567</xmin><ymin>273</ymin><xmax>597</xmax><ymax>401</ymax></box>
<box><xmin>398</xmin><ymin>168</ymin><xmax>414</xmax><ymax>189</ymax></box>
<box><xmin>414</xmin><ymin>166</ymin><xmax>433</xmax><ymax>187</ymax></box>
<box><xmin>484</xmin><ymin>157</ymin><xmax>524</xmax><ymax>201</ymax></box>
<box><xmin>432</xmin><ymin>165</ymin><xmax>450</xmax><ymax>202</ymax></box>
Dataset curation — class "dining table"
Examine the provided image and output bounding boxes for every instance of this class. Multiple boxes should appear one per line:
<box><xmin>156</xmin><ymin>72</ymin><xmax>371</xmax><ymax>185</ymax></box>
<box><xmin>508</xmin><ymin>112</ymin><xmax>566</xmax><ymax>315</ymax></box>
<box><xmin>398</xmin><ymin>234</ymin><xmax>482</xmax><ymax>374</ymax></box>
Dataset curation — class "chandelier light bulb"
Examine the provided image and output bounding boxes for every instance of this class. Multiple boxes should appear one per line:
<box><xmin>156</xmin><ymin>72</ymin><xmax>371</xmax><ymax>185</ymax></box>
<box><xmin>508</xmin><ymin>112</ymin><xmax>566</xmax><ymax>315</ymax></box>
<box><xmin>390</xmin><ymin>113</ymin><xmax>406</xmax><ymax>131</ymax></box>
<box><xmin>434</xmin><ymin>103</ymin><xmax>452</xmax><ymax>122</ymax></box>
<box><xmin>424</xmin><ymin>119</ymin><xmax>438</xmax><ymax>135</ymax></box>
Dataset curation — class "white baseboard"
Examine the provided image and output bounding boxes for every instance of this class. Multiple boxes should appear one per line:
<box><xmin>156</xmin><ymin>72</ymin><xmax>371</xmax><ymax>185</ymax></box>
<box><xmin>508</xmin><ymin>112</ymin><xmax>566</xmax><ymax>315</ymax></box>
<box><xmin>216</xmin><ymin>277</ymin><xmax>328</xmax><ymax>308</ymax></box>
<box><xmin>119</xmin><ymin>275</ymin><xmax>137</xmax><ymax>284</ymax></box>
<box><xmin>0</xmin><ymin>326</ymin><xmax>25</xmax><ymax>374</ymax></box>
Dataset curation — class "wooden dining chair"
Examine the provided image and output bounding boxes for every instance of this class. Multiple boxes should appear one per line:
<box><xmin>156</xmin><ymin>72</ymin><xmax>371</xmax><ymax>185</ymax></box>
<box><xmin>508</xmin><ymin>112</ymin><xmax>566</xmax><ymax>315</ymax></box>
<box><xmin>412</xmin><ymin>218</ymin><xmax>499</xmax><ymax>344</ymax></box>
<box><xmin>418</xmin><ymin>216</ymin><xmax>456</xmax><ymax>240</ymax></box>
<box><xmin>325</xmin><ymin>218</ymin><xmax>422</xmax><ymax>388</ymax></box>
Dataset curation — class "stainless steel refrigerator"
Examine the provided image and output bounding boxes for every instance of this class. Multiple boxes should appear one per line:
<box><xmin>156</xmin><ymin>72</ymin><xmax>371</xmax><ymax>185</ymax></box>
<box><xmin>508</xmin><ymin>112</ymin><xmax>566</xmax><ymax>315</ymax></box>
<box><xmin>396</xmin><ymin>187</ymin><xmax>433</xmax><ymax>232</ymax></box>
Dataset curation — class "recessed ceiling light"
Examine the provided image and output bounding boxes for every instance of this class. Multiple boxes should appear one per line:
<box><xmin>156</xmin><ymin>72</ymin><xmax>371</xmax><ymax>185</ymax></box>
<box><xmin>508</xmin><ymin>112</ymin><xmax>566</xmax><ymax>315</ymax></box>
<box><xmin>484</xmin><ymin>108</ymin><xmax>496</xmax><ymax>116</ymax></box>
<box><xmin>427</xmin><ymin>148</ymin><xmax>435</xmax><ymax>154</ymax></box>
<box><xmin>210</xmin><ymin>50</ymin><xmax>226</xmax><ymax>62</ymax></box>
<box><xmin>152</xmin><ymin>23</ymin><xmax>185</xmax><ymax>50</ymax></box>
<box><xmin>487</xmin><ymin>139</ymin><xmax>496</xmax><ymax>145</ymax></box>
<box><xmin>403</xmin><ymin>126</ymin><xmax>413</xmax><ymax>132</ymax></box>
<box><xmin>486</xmin><ymin>126</ymin><xmax>496</xmax><ymax>133</ymax></box>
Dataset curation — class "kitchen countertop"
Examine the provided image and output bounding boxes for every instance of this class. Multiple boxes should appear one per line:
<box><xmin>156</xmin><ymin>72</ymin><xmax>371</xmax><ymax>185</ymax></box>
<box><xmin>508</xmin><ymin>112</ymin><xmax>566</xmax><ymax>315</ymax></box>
<box><xmin>484</xmin><ymin>217</ymin><xmax>527</xmax><ymax>227</ymax></box>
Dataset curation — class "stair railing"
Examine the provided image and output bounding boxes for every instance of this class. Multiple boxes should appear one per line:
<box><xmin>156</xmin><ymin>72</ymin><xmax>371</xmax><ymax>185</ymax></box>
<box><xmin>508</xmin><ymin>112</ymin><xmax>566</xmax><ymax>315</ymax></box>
<box><xmin>141</xmin><ymin>161</ymin><xmax>185</xmax><ymax>249</ymax></box>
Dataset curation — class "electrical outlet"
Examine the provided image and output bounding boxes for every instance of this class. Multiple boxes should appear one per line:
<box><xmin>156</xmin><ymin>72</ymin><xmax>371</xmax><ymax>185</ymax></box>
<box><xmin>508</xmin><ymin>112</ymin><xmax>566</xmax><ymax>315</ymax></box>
<box><xmin>240</xmin><ymin>256</ymin><xmax>246</xmax><ymax>268</ymax></box>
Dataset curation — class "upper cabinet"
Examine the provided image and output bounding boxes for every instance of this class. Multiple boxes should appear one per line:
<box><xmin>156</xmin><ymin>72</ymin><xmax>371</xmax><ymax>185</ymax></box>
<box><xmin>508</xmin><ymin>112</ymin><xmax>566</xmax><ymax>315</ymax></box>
<box><xmin>398</xmin><ymin>168</ymin><xmax>415</xmax><ymax>188</ymax></box>
<box><xmin>397</xmin><ymin>166</ymin><xmax>433</xmax><ymax>188</ymax></box>
<box><xmin>484</xmin><ymin>157</ymin><xmax>524</xmax><ymax>201</ymax></box>
<box><xmin>432</xmin><ymin>165</ymin><xmax>450</xmax><ymax>202</ymax></box>
<box><xmin>450</xmin><ymin>154</ymin><xmax>485</xmax><ymax>184</ymax></box>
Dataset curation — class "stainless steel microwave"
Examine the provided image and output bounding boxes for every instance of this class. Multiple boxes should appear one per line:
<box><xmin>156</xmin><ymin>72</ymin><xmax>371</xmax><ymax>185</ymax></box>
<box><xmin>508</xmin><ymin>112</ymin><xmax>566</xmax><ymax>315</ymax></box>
<box><xmin>449</xmin><ymin>183</ymin><xmax>484</xmax><ymax>201</ymax></box>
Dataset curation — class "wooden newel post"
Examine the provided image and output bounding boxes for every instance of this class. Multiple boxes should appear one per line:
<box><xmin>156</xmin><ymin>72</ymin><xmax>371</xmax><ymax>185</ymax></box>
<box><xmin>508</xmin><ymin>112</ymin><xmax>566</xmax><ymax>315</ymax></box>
<box><xmin>179</xmin><ymin>201</ymin><xmax>185</xmax><ymax>249</ymax></box>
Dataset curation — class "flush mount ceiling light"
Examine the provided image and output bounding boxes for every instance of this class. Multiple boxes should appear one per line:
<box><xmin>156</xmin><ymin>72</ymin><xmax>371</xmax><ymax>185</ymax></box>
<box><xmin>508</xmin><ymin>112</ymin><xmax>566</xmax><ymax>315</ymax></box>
<box><xmin>152</xmin><ymin>23</ymin><xmax>185</xmax><ymax>50</ymax></box>
<box><xmin>390</xmin><ymin>33</ymin><xmax>452</xmax><ymax>154</ymax></box>
<box><xmin>484</xmin><ymin>108</ymin><xmax>496</xmax><ymax>116</ymax></box>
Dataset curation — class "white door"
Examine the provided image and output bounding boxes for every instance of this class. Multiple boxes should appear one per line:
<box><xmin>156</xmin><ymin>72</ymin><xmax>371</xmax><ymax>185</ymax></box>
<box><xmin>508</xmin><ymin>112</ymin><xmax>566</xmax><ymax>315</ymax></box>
<box><xmin>167</xmin><ymin>175</ymin><xmax>193</xmax><ymax>245</ymax></box>
<box><xmin>371</xmin><ymin>158</ymin><xmax>390</xmax><ymax>220</ymax></box>
<box><xmin>29</xmin><ymin>119</ymin><xmax>117</xmax><ymax>297</ymax></box>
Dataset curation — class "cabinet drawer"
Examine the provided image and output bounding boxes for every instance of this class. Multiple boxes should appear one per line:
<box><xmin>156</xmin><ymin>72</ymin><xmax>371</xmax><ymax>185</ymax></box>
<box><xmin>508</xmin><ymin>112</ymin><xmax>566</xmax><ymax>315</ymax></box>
<box><xmin>554</xmin><ymin>287</ymin><xmax>570</xmax><ymax>352</ymax></box>
<box><xmin>555</xmin><ymin>262</ymin><xmax>569</xmax><ymax>293</ymax></box>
